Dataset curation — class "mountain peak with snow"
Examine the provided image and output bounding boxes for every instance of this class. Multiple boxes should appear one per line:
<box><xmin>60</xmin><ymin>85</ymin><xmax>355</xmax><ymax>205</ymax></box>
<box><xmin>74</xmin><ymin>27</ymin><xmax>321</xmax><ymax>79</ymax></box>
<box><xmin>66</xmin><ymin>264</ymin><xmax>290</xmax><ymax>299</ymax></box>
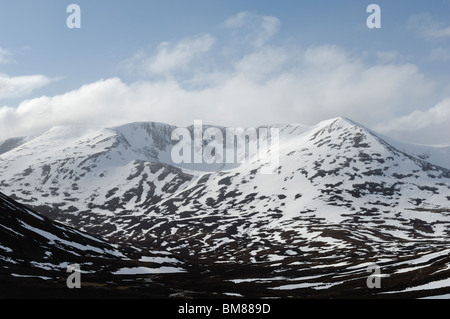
<box><xmin>1</xmin><ymin>117</ymin><xmax>450</xmax><ymax>298</ymax></box>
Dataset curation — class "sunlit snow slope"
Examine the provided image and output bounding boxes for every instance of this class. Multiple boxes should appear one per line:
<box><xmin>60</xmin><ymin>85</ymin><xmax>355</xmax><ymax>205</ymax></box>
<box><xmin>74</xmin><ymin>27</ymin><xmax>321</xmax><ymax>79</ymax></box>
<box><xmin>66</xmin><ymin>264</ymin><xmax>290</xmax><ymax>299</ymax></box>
<box><xmin>1</xmin><ymin>117</ymin><xmax>450</xmax><ymax>298</ymax></box>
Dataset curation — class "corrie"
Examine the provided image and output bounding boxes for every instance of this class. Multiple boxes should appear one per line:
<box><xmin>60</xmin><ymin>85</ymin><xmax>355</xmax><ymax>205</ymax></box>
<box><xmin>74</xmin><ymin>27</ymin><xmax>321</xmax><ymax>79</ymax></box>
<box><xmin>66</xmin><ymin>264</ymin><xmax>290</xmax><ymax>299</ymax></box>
<box><xmin>171</xmin><ymin>120</ymin><xmax>279</xmax><ymax>174</ymax></box>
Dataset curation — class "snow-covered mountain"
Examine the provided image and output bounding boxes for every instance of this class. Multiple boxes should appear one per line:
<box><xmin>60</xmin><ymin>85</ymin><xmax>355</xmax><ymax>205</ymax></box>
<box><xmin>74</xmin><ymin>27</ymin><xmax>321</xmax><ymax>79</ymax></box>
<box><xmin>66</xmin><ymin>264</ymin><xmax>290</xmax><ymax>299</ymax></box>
<box><xmin>1</xmin><ymin>117</ymin><xmax>450</xmax><ymax>298</ymax></box>
<box><xmin>0</xmin><ymin>190</ymin><xmax>124</xmax><ymax>274</ymax></box>
<box><xmin>0</xmin><ymin>191</ymin><xmax>192</xmax><ymax>297</ymax></box>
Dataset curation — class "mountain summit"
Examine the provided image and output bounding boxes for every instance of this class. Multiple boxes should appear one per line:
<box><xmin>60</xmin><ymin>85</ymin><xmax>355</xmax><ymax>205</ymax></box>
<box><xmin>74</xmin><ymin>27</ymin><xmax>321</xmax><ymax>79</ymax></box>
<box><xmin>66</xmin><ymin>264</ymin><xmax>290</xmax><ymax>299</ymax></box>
<box><xmin>1</xmin><ymin>117</ymin><xmax>450</xmax><ymax>297</ymax></box>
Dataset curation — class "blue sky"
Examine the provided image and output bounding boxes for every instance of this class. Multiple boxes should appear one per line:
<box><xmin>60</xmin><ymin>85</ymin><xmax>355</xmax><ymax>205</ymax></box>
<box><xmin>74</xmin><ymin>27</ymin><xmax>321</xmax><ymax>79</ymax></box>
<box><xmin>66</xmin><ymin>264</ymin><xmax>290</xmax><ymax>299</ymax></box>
<box><xmin>1</xmin><ymin>0</ymin><xmax>450</xmax><ymax>144</ymax></box>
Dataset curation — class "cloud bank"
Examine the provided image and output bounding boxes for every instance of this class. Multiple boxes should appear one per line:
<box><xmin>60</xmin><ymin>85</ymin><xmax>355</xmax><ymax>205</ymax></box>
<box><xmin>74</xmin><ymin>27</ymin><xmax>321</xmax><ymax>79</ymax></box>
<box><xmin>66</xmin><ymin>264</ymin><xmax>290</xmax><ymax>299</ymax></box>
<box><xmin>0</xmin><ymin>73</ymin><xmax>54</xmax><ymax>100</ymax></box>
<box><xmin>0</xmin><ymin>12</ymin><xmax>449</xmax><ymax>145</ymax></box>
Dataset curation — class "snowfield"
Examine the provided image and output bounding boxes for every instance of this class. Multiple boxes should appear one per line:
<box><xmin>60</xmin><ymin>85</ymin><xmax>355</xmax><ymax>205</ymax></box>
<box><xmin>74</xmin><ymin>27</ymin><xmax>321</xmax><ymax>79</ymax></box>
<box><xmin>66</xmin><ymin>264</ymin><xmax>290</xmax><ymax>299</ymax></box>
<box><xmin>1</xmin><ymin>117</ymin><xmax>450</xmax><ymax>298</ymax></box>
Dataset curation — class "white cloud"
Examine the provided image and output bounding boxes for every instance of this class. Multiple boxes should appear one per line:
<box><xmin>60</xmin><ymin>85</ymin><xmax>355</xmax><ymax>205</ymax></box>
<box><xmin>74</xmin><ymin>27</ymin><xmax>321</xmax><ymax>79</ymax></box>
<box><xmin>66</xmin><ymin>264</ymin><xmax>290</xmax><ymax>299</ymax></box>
<box><xmin>408</xmin><ymin>13</ymin><xmax>450</xmax><ymax>40</ymax></box>
<box><xmin>0</xmin><ymin>48</ymin><xmax>14</xmax><ymax>64</ymax></box>
<box><xmin>376</xmin><ymin>51</ymin><xmax>399</xmax><ymax>64</ymax></box>
<box><xmin>1</xmin><ymin>13</ymin><xmax>447</xmax><ymax>145</ymax></box>
<box><xmin>224</xmin><ymin>12</ymin><xmax>247</xmax><ymax>28</ymax></box>
<box><xmin>0</xmin><ymin>73</ymin><xmax>54</xmax><ymax>99</ymax></box>
<box><xmin>375</xmin><ymin>98</ymin><xmax>450</xmax><ymax>144</ymax></box>
<box><xmin>122</xmin><ymin>12</ymin><xmax>280</xmax><ymax>79</ymax></box>
<box><xmin>0</xmin><ymin>44</ymin><xmax>439</xmax><ymax>142</ymax></box>
<box><xmin>233</xmin><ymin>46</ymin><xmax>289</xmax><ymax>82</ymax></box>
<box><xmin>122</xmin><ymin>33</ymin><xmax>215</xmax><ymax>77</ymax></box>
<box><xmin>225</xmin><ymin>12</ymin><xmax>280</xmax><ymax>48</ymax></box>
<box><xmin>429</xmin><ymin>47</ymin><xmax>450</xmax><ymax>61</ymax></box>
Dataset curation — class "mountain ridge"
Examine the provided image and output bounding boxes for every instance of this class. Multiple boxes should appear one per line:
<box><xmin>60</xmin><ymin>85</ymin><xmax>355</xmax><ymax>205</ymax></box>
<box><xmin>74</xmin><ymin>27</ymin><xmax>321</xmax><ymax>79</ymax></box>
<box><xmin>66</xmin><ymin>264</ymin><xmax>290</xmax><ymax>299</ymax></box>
<box><xmin>2</xmin><ymin>116</ymin><xmax>449</xmax><ymax>169</ymax></box>
<box><xmin>1</xmin><ymin>116</ymin><xmax>450</xmax><ymax>297</ymax></box>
